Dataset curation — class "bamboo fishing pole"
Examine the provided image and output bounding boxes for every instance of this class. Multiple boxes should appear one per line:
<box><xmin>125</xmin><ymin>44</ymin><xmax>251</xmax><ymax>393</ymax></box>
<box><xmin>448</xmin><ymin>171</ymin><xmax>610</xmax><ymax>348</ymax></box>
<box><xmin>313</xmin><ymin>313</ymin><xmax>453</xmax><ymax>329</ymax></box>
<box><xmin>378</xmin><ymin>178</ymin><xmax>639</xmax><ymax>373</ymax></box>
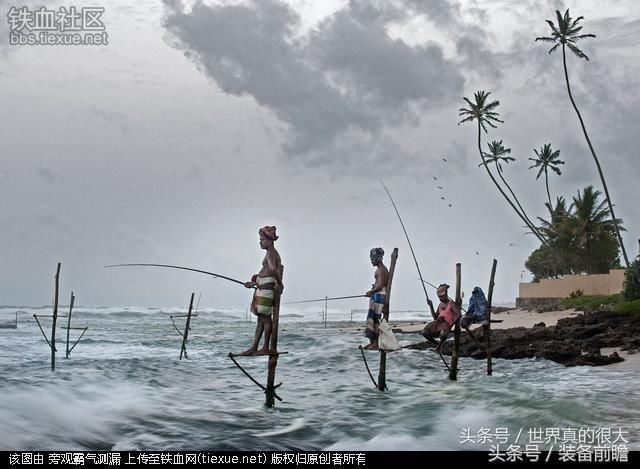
<box><xmin>105</xmin><ymin>263</ymin><xmax>247</xmax><ymax>286</ymax></box>
<box><xmin>380</xmin><ymin>180</ymin><xmax>450</xmax><ymax>369</ymax></box>
<box><xmin>380</xmin><ymin>180</ymin><xmax>437</xmax><ymax>321</ymax></box>
<box><xmin>284</xmin><ymin>294</ymin><xmax>366</xmax><ymax>305</ymax></box>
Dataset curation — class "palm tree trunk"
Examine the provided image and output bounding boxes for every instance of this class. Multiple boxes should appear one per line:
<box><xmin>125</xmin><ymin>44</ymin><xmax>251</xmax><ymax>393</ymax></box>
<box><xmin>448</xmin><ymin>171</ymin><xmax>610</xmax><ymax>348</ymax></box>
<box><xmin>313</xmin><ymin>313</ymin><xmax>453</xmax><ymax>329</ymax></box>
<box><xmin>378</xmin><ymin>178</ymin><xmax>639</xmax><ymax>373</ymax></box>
<box><xmin>495</xmin><ymin>164</ymin><xmax>545</xmax><ymax>241</ymax></box>
<box><xmin>562</xmin><ymin>44</ymin><xmax>630</xmax><ymax>268</ymax></box>
<box><xmin>476</xmin><ymin>125</ymin><xmax>548</xmax><ymax>246</ymax></box>
<box><xmin>544</xmin><ymin>168</ymin><xmax>552</xmax><ymax>210</ymax></box>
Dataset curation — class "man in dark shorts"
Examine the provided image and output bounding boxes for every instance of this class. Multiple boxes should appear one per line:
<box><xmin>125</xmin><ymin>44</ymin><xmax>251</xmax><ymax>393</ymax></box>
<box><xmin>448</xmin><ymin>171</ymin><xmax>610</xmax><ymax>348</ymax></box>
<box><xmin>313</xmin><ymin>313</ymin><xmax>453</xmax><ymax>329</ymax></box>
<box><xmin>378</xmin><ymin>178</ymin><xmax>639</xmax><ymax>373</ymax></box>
<box><xmin>363</xmin><ymin>247</ymin><xmax>389</xmax><ymax>350</ymax></box>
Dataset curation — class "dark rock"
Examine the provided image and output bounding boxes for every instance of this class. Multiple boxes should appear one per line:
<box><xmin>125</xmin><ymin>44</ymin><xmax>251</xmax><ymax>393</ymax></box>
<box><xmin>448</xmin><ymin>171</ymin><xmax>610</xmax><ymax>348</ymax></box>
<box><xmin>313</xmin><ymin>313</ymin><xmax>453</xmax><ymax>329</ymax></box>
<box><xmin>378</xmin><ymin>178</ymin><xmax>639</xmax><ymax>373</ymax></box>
<box><xmin>404</xmin><ymin>310</ymin><xmax>640</xmax><ymax>367</ymax></box>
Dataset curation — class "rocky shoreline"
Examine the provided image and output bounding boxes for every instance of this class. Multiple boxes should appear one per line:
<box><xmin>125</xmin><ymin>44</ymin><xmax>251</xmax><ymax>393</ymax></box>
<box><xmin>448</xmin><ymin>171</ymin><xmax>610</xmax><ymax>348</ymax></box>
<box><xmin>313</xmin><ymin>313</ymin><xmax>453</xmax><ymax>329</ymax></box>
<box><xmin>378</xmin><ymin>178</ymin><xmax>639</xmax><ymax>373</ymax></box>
<box><xmin>403</xmin><ymin>310</ymin><xmax>640</xmax><ymax>366</ymax></box>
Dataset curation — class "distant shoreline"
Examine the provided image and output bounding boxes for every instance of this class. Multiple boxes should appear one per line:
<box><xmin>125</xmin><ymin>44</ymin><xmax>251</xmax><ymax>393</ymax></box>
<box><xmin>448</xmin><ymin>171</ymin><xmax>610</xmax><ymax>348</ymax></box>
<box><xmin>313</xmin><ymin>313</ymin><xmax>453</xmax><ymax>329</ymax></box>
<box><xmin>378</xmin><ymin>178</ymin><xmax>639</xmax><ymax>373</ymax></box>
<box><xmin>395</xmin><ymin>309</ymin><xmax>640</xmax><ymax>369</ymax></box>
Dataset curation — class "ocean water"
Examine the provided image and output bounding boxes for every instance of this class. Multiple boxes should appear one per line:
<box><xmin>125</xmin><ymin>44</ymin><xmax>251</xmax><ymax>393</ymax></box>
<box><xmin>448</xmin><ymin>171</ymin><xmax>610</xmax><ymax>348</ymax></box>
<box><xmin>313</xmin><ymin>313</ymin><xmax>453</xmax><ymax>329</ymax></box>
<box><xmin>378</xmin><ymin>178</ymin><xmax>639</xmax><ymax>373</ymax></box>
<box><xmin>1</xmin><ymin>305</ymin><xmax>638</xmax><ymax>451</ymax></box>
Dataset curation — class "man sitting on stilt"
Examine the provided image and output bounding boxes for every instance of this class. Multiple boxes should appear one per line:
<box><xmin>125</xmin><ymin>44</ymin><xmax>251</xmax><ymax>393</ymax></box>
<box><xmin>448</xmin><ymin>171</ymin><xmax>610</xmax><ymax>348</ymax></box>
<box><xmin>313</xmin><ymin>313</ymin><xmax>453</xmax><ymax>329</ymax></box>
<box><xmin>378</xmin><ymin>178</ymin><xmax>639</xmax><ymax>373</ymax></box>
<box><xmin>422</xmin><ymin>283</ymin><xmax>460</xmax><ymax>351</ymax></box>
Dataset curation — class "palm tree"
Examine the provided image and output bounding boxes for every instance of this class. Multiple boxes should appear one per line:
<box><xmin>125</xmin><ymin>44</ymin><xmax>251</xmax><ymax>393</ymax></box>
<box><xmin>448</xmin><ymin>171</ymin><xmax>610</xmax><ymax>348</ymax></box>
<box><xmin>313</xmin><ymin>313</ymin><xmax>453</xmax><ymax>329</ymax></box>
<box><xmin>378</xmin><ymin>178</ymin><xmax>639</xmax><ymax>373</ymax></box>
<box><xmin>536</xmin><ymin>196</ymin><xmax>574</xmax><ymax>275</ymax></box>
<box><xmin>536</xmin><ymin>9</ymin><xmax>630</xmax><ymax>267</ymax></box>
<box><xmin>459</xmin><ymin>91</ymin><xmax>547</xmax><ymax>245</ymax></box>
<box><xmin>569</xmin><ymin>186</ymin><xmax>624</xmax><ymax>274</ymax></box>
<box><xmin>528</xmin><ymin>143</ymin><xmax>565</xmax><ymax>209</ymax></box>
<box><xmin>537</xmin><ymin>196</ymin><xmax>570</xmax><ymax>242</ymax></box>
<box><xmin>482</xmin><ymin>140</ymin><xmax>543</xmax><ymax>240</ymax></box>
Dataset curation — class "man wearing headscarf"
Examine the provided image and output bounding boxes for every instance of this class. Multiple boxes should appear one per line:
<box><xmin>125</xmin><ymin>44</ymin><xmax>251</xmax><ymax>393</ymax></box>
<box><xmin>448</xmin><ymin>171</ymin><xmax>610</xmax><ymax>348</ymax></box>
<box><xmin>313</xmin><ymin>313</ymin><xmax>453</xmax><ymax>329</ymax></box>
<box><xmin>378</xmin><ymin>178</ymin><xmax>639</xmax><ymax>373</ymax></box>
<box><xmin>421</xmin><ymin>283</ymin><xmax>460</xmax><ymax>349</ymax></box>
<box><xmin>461</xmin><ymin>286</ymin><xmax>489</xmax><ymax>329</ymax></box>
<box><xmin>363</xmin><ymin>247</ymin><xmax>389</xmax><ymax>350</ymax></box>
<box><xmin>239</xmin><ymin>225</ymin><xmax>283</xmax><ymax>355</ymax></box>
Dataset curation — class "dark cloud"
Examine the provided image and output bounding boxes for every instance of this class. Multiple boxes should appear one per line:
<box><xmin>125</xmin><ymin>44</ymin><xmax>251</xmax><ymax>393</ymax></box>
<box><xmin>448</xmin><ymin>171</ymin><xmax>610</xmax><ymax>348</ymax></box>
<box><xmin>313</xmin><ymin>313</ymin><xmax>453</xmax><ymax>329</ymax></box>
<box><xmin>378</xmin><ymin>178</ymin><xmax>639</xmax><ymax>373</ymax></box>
<box><xmin>162</xmin><ymin>0</ymin><xmax>465</xmax><ymax>171</ymax></box>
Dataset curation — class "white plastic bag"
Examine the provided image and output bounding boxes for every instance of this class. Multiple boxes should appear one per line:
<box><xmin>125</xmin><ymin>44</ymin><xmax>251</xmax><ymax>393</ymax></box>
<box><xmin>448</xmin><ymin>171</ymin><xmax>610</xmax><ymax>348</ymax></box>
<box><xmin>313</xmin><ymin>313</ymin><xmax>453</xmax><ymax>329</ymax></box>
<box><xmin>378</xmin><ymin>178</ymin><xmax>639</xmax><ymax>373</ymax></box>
<box><xmin>378</xmin><ymin>318</ymin><xmax>401</xmax><ymax>351</ymax></box>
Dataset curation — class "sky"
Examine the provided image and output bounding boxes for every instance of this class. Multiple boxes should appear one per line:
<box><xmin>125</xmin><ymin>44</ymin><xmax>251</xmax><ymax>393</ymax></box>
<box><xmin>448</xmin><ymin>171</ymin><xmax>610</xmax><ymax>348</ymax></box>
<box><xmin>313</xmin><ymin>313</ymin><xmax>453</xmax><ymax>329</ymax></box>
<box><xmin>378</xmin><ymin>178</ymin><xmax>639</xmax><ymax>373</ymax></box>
<box><xmin>0</xmin><ymin>0</ymin><xmax>638</xmax><ymax>310</ymax></box>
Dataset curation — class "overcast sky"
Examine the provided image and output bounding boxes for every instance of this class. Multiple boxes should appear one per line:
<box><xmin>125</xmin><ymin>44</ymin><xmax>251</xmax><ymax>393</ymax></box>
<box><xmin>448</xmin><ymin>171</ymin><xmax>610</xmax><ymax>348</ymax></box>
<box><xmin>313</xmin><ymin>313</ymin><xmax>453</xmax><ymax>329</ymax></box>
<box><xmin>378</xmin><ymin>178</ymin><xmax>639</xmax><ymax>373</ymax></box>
<box><xmin>1</xmin><ymin>0</ymin><xmax>638</xmax><ymax>311</ymax></box>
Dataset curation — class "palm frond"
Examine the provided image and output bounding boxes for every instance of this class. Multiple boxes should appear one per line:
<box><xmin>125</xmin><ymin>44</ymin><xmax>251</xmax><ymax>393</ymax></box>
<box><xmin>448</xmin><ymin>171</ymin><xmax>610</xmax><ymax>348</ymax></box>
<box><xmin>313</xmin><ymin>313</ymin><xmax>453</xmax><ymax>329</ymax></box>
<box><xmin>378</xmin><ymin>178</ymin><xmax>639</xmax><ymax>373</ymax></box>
<box><xmin>572</xmin><ymin>33</ymin><xmax>596</xmax><ymax>41</ymax></box>
<box><xmin>457</xmin><ymin>115</ymin><xmax>475</xmax><ymax>125</ymax></box>
<box><xmin>548</xmin><ymin>43</ymin><xmax>560</xmax><ymax>55</ymax></box>
<box><xmin>568</xmin><ymin>43</ymin><xmax>590</xmax><ymax>61</ymax></box>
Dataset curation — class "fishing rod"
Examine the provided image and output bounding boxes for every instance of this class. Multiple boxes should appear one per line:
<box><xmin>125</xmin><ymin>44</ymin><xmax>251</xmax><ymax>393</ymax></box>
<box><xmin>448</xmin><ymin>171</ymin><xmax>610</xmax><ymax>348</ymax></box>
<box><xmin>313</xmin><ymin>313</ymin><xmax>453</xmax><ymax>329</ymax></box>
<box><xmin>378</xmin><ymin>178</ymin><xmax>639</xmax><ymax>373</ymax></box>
<box><xmin>104</xmin><ymin>263</ymin><xmax>247</xmax><ymax>287</ymax></box>
<box><xmin>284</xmin><ymin>294</ymin><xmax>366</xmax><ymax>305</ymax></box>
<box><xmin>380</xmin><ymin>180</ymin><xmax>437</xmax><ymax>321</ymax></box>
<box><xmin>381</xmin><ymin>180</ymin><xmax>453</xmax><ymax>370</ymax></box>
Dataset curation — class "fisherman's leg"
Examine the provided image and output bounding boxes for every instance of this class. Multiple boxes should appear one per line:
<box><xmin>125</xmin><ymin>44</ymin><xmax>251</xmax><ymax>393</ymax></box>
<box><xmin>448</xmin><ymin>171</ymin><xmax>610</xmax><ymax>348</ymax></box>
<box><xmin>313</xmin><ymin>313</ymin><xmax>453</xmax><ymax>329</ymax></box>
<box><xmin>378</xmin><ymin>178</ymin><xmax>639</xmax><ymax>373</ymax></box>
<box><xmin>422</xmin><ymin>321</ymin><xmax>439</xmax><ymax>346</ymax></box>
<box><xmin>239</xmin><ymin>317</ymin><xmax>264</xmax><ymax>355</ymax></box>
<box><xmin>436</xmin><ymin>324</ymin><xmax>452</xmax><ymax>350</ymax></box>
<box><xmin>368</xmin><ymin>314</ymin><xmax>381</xmax><ymax>350</ymax></box>
<box><xmin>460</xmin><ymin>315</ymin><xmax>472</xmax><ymax>329</ymax></box>
<box><xmin>364</xmin><ymin>312</ymin><xmax>377</xmax><ymax>348</ymax></box>
<box><xmin>258</xmin><ymin>315</ymin><xmax>273</xmax><ymax>354</ymax></box>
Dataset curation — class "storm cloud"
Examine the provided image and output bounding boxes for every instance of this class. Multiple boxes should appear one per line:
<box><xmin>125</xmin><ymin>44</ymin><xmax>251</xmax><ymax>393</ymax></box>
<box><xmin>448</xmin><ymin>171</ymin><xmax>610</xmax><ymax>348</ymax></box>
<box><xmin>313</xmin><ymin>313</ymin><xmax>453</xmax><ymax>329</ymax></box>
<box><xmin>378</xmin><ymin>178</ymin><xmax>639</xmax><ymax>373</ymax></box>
<box><xmin>162</xmin><ymin>0</ymin><xmax>465</xmax><ymax>169</ymax></box>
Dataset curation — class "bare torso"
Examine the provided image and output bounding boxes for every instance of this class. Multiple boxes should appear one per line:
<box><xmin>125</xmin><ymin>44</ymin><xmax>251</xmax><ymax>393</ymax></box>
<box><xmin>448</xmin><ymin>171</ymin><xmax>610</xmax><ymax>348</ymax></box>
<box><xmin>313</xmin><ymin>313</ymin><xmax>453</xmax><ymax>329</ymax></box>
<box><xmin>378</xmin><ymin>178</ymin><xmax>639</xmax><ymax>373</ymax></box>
<box><xmin>258</xmin><ymin>247</ymin><xmax>283</xmax><ymax>293</ymax></box>
<box><xmin>372</xmin><ymin>264</ymin><xmax>389</xmax><ymax>292</ymax></box>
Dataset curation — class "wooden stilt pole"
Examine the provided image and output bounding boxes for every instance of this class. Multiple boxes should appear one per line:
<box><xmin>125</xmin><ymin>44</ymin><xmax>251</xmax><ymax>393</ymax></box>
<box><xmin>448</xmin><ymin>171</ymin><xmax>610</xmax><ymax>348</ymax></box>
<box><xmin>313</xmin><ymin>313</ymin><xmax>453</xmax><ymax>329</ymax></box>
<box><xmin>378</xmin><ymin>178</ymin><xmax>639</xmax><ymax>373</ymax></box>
<box><xmin>324</xmin><ymin>296</ymin><xmax>328</xmax><ymax>328</ymax></box>
<box><xmin>65</xmin><ymin>291</ymin><xmax>75</xmax><ymax>358</ymax></box>
<box><xmin>449</xmin><ymin>263</ymin><xmax>462</xmax><ymax>381</ymax></box>
<box><xmin>180</xmin><ymin>293</ymin><xmax>195</xmax><ymax>360</ymax></box>
<box><xmin>377</xmin><ymin>248</ymin><xmax>398</xmax><ymax>392</ymax></box>
<box><xmin>51</xmin><ymin>263</ymin><xmax>61</xmax><ymax>371</ymax></box>
<box><xmin>265</xmin><ymin>265</ymin><xmax>285</xmax><ymax>408</ymax></box>
<box><xmin>486</xmin><ymin>259</ymin><xmax>497</xmax><ymax>376</ymax></box>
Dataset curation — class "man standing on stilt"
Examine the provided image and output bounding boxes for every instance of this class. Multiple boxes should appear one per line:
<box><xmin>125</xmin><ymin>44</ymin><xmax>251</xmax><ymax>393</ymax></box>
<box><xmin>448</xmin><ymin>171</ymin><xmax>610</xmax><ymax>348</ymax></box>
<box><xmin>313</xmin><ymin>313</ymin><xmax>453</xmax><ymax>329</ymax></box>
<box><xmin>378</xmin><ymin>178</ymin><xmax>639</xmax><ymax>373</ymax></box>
<box><xmin>364</xmin><ymin>247</ymin><xmax>388</xmax><ymax>351</ymax></box>
<box><xmin>239</xmin><ymin>226</ymin><xmax>283</xmax><ymax>355</ymax></box>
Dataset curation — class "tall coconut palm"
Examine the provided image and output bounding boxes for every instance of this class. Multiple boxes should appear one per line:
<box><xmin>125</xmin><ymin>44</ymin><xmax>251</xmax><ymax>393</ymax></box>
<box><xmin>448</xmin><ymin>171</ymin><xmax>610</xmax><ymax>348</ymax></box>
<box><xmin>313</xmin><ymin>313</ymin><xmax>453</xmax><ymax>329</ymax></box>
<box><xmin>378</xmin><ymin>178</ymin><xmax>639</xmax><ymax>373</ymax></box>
<box><xmin>528</xmin><ymin>143</ymin><xmax>565</xmax><ymax>209</ymax></box>
<box><xmin>459</xmin><ymin>91</ymin><xmax>547</xmax><ymax>245</ymax></box>
<box><xmin>569</xmin><ymin>186</ymin><xmax>624</xmax><ymax>274</ymax></box>
<box><xmin>536</xmin><ymin>9</ymin><xmax>630</xmax><ymax>267</ymax></box>
<box><xmin>482</xmin><ymin>140</ymin><xmax>543</xmax><ymax>240</ymax></box>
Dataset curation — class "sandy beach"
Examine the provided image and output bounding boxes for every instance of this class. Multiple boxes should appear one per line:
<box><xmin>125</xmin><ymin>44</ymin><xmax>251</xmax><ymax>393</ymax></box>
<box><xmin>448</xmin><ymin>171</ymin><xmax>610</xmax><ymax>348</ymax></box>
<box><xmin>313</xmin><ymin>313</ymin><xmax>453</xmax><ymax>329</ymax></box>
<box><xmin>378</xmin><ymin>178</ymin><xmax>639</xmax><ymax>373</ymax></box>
<box><xmin>390</xmin><ymin>308</ymin><xmax>582</xmax><ymax>333</ymax></box>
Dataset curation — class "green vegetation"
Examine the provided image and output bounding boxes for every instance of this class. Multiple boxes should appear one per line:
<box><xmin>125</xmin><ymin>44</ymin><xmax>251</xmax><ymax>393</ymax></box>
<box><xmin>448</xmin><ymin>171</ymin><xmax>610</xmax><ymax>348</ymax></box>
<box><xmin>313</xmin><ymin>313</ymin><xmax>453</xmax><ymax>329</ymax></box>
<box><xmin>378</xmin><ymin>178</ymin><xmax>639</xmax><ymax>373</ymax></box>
<box><xmin>458</xmin><ymin>91</ymin><xmax>547</xmax><ymax>246</ymax></box>
<box><xmin>536</xmin><ymin>9</ymin><xmax>630</xmax><ymax>267</ymax></box>
<box><xmin>560</xmin><ymin>294</ymin><xmax>622</xmax><ymax>312</ymax></box>
<box><xmin>526</xmin><ymin>186</ymin><xmax>623</xmax><ymax>280</ymax></box>
<box><xmin>560</xmin><ymin>294</ymin><xmax>640</xmax><ymax>314</ymax></box>
<box><xmin>457</xmin><ymin>10</ymin><xmax>633</xmax><ymax>285</ymax></box>
<box><xmin>528</xmin><ymin>143</ymin><xmax>564</xmax><ymax>210</ymax></box>
<box><xmin>614</xmin><ymin>300</ymin><xmax>640</xmax><ymax>314</ymax></box>
<box><xmin>623</xmin><ymin>257</ymin><xmax>640</xmax><ymax>300</ymax></box>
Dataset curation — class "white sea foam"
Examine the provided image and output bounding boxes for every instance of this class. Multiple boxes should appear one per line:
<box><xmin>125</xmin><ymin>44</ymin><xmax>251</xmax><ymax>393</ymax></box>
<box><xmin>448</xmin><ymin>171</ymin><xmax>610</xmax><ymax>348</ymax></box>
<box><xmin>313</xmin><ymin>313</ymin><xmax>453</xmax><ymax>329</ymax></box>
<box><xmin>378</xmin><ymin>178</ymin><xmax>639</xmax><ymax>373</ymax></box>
<box><xmin>252</xmin><ymin>418</ymin><xmax>306</xmax><ymax>437</ymax></box>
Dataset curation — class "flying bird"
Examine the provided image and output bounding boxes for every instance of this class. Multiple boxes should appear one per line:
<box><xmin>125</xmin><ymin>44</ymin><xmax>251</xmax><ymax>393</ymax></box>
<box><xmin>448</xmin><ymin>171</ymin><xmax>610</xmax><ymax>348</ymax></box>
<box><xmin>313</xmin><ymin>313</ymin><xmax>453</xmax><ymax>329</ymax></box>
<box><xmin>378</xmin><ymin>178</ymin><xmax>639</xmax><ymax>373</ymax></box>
<box><xmin>442</xmin><ymin>158</ymin><xmax>448</xmax><ymax>162</ymax></box>
<box><xmin>433</xmin><ymin>176</ymin><xmax>437</xmax><ymax>180</ymax></box>
<box><xmin>441</xmin><ymin>196</ymin><xmax>445</xmax><ymax>200</ymax></box>
<box><xmin>449</xmin><ymin>204</ymin><xmax>453</xmax><ymax>207</ymax></box>
<box><xmin>437</xmin><ymin>185</ymin><xmax>443</xmax><ymax>189</ymax></box>
<box><xmin>475</xmin><ymin>251</ymin><xmax>479</xmax><ymax>255</ymax></box>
